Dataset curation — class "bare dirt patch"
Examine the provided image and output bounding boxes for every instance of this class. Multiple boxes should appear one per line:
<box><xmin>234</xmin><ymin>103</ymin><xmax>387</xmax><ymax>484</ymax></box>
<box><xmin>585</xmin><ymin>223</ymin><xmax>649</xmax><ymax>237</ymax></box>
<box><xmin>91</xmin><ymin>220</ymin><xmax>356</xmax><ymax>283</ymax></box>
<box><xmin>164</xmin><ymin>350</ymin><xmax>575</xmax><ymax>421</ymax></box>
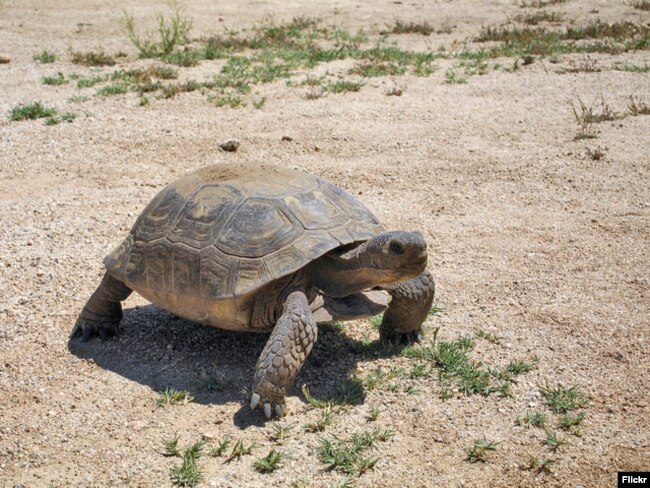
<box><xmin>1</xmin><ymin>1</ymin><xmax>649</xmax><ymax>487</ymax></box>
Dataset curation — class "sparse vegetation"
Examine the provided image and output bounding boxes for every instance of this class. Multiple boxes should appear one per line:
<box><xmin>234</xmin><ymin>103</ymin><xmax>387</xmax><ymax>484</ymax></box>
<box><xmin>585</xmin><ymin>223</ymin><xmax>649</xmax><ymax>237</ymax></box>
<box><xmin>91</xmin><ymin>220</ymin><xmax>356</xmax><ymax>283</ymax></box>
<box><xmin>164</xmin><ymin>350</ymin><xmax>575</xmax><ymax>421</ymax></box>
<box><xmin>169</xmin><ymin>440</ymin><xmax>206</xmax><ymax>487</ymax></box>
<box><xmin>71</xmin><ymin>50</ymin><xmax>116</xmax><ymax>66</ymax></box>
<box><xmin>516</xmin><ymin>411</ymin><xmax>547</xmax><ymax>428</ymax></box>
<box><xmin>586</xmin><ymin>146</ymin><xmax>607</xmax><ymax>161</ymax></box>
<box><xmin>389</xmin><ymin>20</ymin><xmax>435</xmax><ymax>36</ymax></box>
<box><xmin>475</xmin><ymin>330</ymin><xmax>503</xmax><ymax>344</ymax></box>
<box><xmin>633</xmin><ymin>0</ymin><xmax>650</xmax><ymax>10</ymax></box>
<box><xmin>541</xmin><ymin>383</ymin><xmax>588</xmax><ymax>413</ymax></box>
<box><xmin>225</xmin><ymin>440</ymin><xmax>255</xmax><ymax>462</ymax></box>
<box><xmin>157</xmin><ymin>388</ymin><xmax>194</xmax><ymax>406</ymax></box>
<box><xmin>466</xmin><ymin>438</ymin><xmax>499</xmax><ymax>463</ymax></box>
<box><xmin>474</xmin><ymin>21</ymin><xmax>650</xmax><ymax>58</ymax></box>
<box><xmin>270</xmin><ymin>422</ymin><xmax>294</xmax><ymax>441</ymax></box>
<box><xmin>544</xmin><ymin>431</ymin><xmax>565</xmax><ymax>452</ymax></box>
<box><xmin>514</xmin><ymin>11</ymin><xmax>563</xmax><ymax>25</ymax></box>
<box><xmin>324</xmin><ymin>80</ymin><xmax>364</xmax><ymax>93</ymax></box>
<box><xmin>559</xmin><ymin>412</ymin><xmax>586</xmax><ymax>431</ymax></box>
<box><xmin>305</xmin><ymin>408</ymin><xmax>333</xmax><ymax>433</ymax></box>
<box><xmin>318</xmin><ymin>429</ymin><xmax>391</xmax><ymax>475</ymax></box>
<box><xmin>42</xmin><ymin>72</ymin><xmax>68</xmax><ymax>86</ymax></box>
<box><xmin>254</xmin><ymin>449</ymin><xmax>286</xmax><ymax>473</ymax></box>
<box><xmin>33</xmin><ymin>50</ymin><xmax>57</xmax><ymax>63</ymax></box>
<box><xmin>124</xmin><ymin>0</ymin><xmax>193</xmax><ymax>58</ymax></box>
<box><xmin>524</xmin><ymin>456</ymin><xmax>555</xmax><ymax>474</ymax></box>
<box><xmin>207</xmin><ymin>437</ymin><xmax>231</xmax><ymax>457</ymax></box>
<box><xmin>9</xmin><ymin>102</ymin><xmax>57</xmax><ymax>121</ymax></box>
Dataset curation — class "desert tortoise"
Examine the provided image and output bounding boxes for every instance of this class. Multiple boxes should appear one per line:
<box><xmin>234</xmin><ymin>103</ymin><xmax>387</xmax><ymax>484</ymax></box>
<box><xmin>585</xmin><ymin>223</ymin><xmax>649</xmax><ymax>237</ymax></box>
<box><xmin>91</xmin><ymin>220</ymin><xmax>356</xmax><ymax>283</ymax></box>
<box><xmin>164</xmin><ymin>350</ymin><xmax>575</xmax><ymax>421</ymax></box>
<box><xmin>72</xmin><ymin>164</ymin><xmax>435</xmax><ymax>417</ymax></box>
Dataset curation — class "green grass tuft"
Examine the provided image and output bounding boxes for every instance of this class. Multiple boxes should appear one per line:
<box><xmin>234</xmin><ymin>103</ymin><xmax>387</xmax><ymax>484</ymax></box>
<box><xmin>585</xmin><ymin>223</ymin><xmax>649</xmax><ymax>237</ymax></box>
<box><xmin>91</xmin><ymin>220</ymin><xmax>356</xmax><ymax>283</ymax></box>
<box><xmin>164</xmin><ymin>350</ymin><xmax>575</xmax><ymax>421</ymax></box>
<box><xmin>541</xmin><ymin>384</ymin><xmax>588</xmax><ymax>413</ymax></box>
<box><xmin>42</xmin><ymin>72</ymin><xmax>68</xmax><ymax>85</ymax></box>
<box><xmin>466</xmin><ymin>438</ymin><xmax>499</xmax><ymax>462</ymax></box>
<box><xmin>9</xmin><ymin>102</ymin><xmax>57</xmax><ymax>121</ymax></box>
<box><xmin>254</xmin><ymin>449</ymin><xmax>286</xmax><ymax>473</ymax></box>
<box><xmin>33</xmin><ymin>50</ymin><xmax>57</xmax><ymax>63</ymax></box>
<box><xmin>157</xmin><ymin>388</ymin><xmax>194</xmax><ymax>407</ymax></box>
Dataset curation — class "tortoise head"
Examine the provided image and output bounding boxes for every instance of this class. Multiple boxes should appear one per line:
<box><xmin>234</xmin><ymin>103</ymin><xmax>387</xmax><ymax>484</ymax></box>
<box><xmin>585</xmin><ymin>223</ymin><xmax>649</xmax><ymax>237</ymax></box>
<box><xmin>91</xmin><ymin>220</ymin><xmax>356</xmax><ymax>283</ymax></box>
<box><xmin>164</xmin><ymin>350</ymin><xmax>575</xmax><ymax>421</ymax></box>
<box><xmin>361</xmin><ymin>231</ymin><xmax>428</xmax><ymax>284</ymax></box>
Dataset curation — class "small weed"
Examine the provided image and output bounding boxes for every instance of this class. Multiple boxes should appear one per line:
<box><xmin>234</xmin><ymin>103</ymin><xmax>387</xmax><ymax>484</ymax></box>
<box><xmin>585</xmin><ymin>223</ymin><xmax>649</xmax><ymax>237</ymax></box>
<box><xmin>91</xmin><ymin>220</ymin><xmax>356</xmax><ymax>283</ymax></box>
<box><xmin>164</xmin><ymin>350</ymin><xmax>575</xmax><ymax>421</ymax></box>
<box><xmin>614</xmin><ymin>63</ymin><xmax>650</xmax><ymax>73</ymax></box>
<box><xmin>302</xmin><ymin>379</ymin><xmax>365</xmax><ymax>409</ymax></box>
<box><xmin>410</xmin><ymin>363</ymin><xmax>433</xmax><ymax>379</ymax></box>
<box><xmin>124</xmin><ymin>0</ymin><xmax>193</xmax><ymax>58</ymax></box>
<box><xmin>369</xmin><ymin>314</ymin><xmax>383</xmax><ymax>330</ymax></box>
<box><xmin>68</xmin><ymin>95</ymin><xmax>89</xmax><ymax>103</ymax></box>
<box><xmin>506</xmin><ymin>357</ymin><xmax>538</xmax><ymax>375</ymax></box>
<box><xmin>516</xmin><ymin>411</ymin><xmax>547</xmax><ymax>428</ymax></box>
<box><xmin>524</xmin><ymin>456</ymin><xmax>555</xmax><ymax>474</ymax></box>
<box><xmin>9</xmin><ymin>102</ymin><xmax>57</xmax><ymax>121</ymax></box>
<box><xmin>163</xmin><ymin>434</ymin><xmax>182</xmax><ymax>457</ymax></box>
<box><xmin>305</xmin><ymin>408</ymin><xmax>333</xmax><ymax>433</ymax></box>
<box><xmin>330</xmin><ymin>478</ymin><xmax>354</xmax><ymax>488</ymax></box>
<box><xmin>560</xmin><ymin>57</ymin><xmax>600</xmax><ymax>73</ymax></box>
<box><xmin>253</xmin><ymin>97</ymin><xmax>267</xmax><ymax>109</ymax></box>
<box><xmin>541</xmin><ymin>383</ymin><xmax>588</xmax><ymax>413</ymax></box>
<box><xmin>42</xmin><ymin>72</ymin><xmax>67</xmax><ymax>86</ymax></box>
<box><xmin>475</xmin><ymin>330</ymin><xmax>503</xmax><ymax>344</ymax></box>
<box><xmin>404</xmin><ymin>385</ymin><xmax>420</xmax><ymax>395</ymax></box>
<box><xmin>33</xmin><ymin>50</ymin><xmax>57</xmax><ymax>63</ymax></box>
<box><xmin>71</xmin><ymin>50</ymin><xmax>116</xmax><ymax>66</ymax></box>
<box><xmin>270</xmin><ymin>422</ymin><xmax>294</xmax><ymax>441</ymax></box>
<box><xmin>254</xmin><ymin>449</ymin><xmax>286</xmax><ymax>473</ymax></box>
<box><xmin>385</xmin><ymin>84</ymin><xmax>404</xmax><ymax>96</ymax></box>
<box><xmin>514</xmin><ymin>11</ymin><xmax>563</xmax><ymax>25</ymax></box>
<box><xmin>466</xmin><ymin>438</ymin><xmax>499</xmax><ymax>463</ymax></box>
<box><xmin>97</xmin><ymin>83</ymin><xmax>129</xmax><ymax>96</ymax></box>
<box><xmin>367</xmin><ymin>405</ymin><xmax>380</xmax><ymax>422</ymax></box>
<box><xmin>389</xmin><ymin>20</ymin><xmax>435</xmax><ymax>36</ymax></box>
<box><xmin>445</xmin><ymin>67</ymin><xmax>467</xmax><ymax>84</ymax></box>
<box><xmin>208</xmin><ymin>437</ymin><xmax>231</xmax><ymax>457</ymax></box>
<box><xmin>157</xmin><ymin>388</ymin><xmax>194</xmax><ymax>407</ymax></box>
<box><xmin>628</xmin><ymin>95</ymin><xmax>650</xmax><ymax>116</ymax></box>
<box><xmin>559</xmin><ymin>412</ymin><xmax>586</xmax><ymax>431</ymax></box>
<box><xmin>324</xmin><ymin>80</ymin><xmax>364</xmax><ymax>93</ymax></box>
<box><xmin>211</xmin><ymin>94</ymin><xmax>243</xmax><ymax>108</ymax></box>
<box><xmin>171</xmin><ymin>459</ymin><xmax>203</xmax><ymax>487</ymax></box>
<box><xmin>544</xmin><ymin>431</ymin><xmax>565</xmax><ymax>452</ymax></box>
<box><xmin>170</xmin><ymin>440</ymin><xmax>206</xmax><ymax>487</ymax></box>
<box><xmin>586</xmin><ymin>146</ymin><xmax>607</xmax><ymax>160</ymax></box>
<box><xmin>318</xmin><ymin>429</ymin><xmax>390</xmax><ymax>475</ymax></box>
<box><xmin>351</xmin><ymin>61</ymin><xmax>406</xmax><ymax>77</ymax></box>
<box><xmin>519</xmin><ymin>0</ymin><xmax>567</xmax><ymax>8</ymax></box>
<box><xmin>225</xmin><ymin>440</ymin><xmax>255</xmax><ymax>462</ymax></box>
<box><xmin>633</xmin><ymin>0</ymin><xmax>650</xmax><ymax>10</ymax></box>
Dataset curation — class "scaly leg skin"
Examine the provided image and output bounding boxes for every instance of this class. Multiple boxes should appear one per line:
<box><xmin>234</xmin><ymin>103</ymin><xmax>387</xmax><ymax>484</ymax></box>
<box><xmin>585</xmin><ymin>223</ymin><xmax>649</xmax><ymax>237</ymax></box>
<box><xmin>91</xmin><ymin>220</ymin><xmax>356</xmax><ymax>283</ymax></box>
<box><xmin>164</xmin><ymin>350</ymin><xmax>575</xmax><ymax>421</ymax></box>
<box><xmin>250</xmin><ymin>291</ymin><xmax>317</xmax><ymax>418</ymax></box>
<box><xmin>379</xmin><ymin>271</ymin><xmax>435</xmax><ymax>345</ymax></box>
<box><xmin>71</xmin><ymin>273</ymin><xmax>132</xmax><ymax>341</ymax></box>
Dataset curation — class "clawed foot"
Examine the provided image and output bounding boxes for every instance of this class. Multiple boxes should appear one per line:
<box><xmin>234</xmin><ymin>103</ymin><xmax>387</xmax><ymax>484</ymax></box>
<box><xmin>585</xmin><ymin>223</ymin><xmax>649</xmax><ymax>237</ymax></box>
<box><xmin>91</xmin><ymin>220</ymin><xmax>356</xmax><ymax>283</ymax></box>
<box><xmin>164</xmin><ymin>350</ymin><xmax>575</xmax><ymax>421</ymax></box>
<box><xmin>250</xmin><ymin>380</ymin><xmax>287</xmax><ymax>419</ymax></box>
<box><xmin>70</xmin><ymin>316</ymin><xmax>119</xmax><ymax>342</ymax></box>
<box><xmin>380</xmin><ymin>328</ymin><xmax>423</xmax><ymax>346</ymax></box>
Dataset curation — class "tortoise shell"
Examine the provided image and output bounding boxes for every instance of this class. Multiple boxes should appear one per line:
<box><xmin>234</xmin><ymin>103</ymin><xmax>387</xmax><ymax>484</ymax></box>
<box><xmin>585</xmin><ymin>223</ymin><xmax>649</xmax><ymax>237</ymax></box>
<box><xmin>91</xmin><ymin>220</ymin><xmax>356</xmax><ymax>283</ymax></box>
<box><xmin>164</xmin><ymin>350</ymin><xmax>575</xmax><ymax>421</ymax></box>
<box><xmin>104</xmin><ymin>164</ymin><xmax>384</xmax><ymax>328</ymax></box>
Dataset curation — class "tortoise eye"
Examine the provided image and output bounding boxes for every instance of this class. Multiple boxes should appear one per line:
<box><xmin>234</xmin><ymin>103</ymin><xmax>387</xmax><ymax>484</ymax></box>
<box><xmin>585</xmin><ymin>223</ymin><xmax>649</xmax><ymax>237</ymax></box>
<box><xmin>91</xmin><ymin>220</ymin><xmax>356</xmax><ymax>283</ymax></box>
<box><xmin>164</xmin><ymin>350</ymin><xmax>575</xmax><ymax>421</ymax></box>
<box><xmin>390</xmin><ymin>241</ymin><xmax>405</xmax><ymax>254</ymax></box>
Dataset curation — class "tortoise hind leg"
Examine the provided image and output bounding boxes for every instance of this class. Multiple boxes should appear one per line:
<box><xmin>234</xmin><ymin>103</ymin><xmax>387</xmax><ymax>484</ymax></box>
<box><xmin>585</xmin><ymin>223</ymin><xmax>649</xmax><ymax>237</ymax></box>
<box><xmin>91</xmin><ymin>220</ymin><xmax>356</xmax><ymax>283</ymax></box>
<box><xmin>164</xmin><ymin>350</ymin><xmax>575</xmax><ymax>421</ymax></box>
<box><xmin>71</xmin><ymin>273</ymin><xmax>132</xmax><ymax>341</ymax></box>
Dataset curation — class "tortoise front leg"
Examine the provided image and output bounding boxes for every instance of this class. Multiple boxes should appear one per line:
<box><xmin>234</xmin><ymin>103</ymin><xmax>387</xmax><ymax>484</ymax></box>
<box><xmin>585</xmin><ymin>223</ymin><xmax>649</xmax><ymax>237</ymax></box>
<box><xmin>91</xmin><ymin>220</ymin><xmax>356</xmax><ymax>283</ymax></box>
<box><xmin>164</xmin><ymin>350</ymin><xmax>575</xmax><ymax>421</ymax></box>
<box><xmin>379</xmin><ymin>271</ymin><xmax>435</xmax><ymax>345</ymax></box>
<box><xmin>71</xmin><ymin>273</ymin><xmax>132</xmax><ymax>341</ymax></box>
<box><xmin>250</xmin><ymin>290</ymin><xmax>316</xmax><ymax>418</ymax></box>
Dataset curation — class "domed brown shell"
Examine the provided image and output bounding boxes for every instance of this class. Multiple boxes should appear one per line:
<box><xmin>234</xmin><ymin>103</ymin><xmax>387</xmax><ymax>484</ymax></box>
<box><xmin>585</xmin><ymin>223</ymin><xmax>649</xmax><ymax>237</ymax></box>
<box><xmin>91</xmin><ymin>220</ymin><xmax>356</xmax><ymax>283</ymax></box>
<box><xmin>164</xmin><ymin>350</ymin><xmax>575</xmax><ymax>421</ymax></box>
<box><xmin>104</xmin><ymin>164</ymin><xmax>384</xmax><ymax>324</ymax></box>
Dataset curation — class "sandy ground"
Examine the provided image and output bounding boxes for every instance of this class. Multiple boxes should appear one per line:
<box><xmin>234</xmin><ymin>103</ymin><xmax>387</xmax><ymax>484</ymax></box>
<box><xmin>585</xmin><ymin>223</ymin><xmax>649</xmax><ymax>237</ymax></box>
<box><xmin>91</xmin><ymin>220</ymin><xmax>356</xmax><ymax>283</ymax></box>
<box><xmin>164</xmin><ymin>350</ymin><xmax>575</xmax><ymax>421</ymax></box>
<box><xmin>1</xmin><ymin>1</ymin><xmax>649</xmax><ymax>487</ymax></box>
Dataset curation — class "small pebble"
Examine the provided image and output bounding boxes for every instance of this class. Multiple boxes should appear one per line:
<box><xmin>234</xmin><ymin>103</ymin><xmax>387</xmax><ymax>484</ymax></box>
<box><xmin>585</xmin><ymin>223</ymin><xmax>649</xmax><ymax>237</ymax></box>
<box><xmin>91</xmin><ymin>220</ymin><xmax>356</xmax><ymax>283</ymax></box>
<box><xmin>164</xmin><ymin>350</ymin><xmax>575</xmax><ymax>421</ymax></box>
<box><xmin>220</xmin><ymin>139</ymin><xmax>240</xmax><ymax>152</ymax></box>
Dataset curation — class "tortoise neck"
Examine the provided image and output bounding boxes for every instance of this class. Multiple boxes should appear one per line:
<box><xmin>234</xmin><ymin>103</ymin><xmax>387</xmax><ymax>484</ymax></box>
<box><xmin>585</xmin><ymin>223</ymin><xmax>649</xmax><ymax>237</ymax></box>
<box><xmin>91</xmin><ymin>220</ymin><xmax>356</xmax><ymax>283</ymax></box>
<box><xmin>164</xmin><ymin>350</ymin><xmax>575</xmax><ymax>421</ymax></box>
<box><xmin>309</xmin><ymin>242</ymin><xmax>381</xmax><ymax>297</ymax></box>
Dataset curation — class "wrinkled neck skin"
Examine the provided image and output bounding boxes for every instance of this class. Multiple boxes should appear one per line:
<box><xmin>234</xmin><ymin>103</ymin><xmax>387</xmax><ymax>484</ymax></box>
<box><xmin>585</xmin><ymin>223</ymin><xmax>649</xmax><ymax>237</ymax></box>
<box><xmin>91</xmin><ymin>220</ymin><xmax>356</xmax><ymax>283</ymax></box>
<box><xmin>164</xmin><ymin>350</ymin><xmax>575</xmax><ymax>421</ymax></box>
<box><xmin>308</xmin><ymin>242</ymin><xmax>402</xmax><ymax>298</ymax></box>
